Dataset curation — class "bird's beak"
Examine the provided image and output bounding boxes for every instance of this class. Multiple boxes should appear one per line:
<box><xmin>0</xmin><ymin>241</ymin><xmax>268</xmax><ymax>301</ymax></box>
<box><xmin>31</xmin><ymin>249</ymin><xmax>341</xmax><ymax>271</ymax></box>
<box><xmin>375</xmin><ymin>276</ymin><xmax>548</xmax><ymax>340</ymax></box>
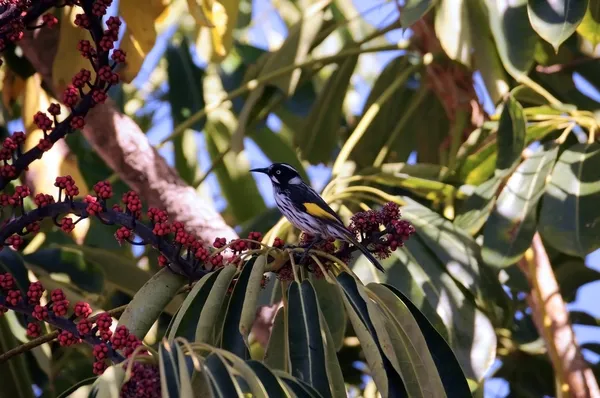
<box><xmin>250</xmin><ymin>167</ymin><xmax>268</xmax><ymax>174</ymax></box>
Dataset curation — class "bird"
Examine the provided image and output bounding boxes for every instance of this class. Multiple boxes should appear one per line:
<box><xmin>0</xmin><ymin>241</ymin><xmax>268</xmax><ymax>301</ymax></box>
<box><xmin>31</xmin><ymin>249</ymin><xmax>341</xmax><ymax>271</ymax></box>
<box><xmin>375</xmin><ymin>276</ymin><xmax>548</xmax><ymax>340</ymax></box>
<box><xmin>250</xmin><ymin>162</ymin><xmax>385</xmax><ymax>273</ymax></box>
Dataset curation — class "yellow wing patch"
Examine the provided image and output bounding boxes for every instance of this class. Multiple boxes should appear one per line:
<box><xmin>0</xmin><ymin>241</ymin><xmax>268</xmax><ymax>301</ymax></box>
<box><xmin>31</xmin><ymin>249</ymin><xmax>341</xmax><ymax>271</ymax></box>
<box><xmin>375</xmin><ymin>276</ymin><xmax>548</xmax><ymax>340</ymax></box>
<box><xmin>303</xmin><ymin>202</ymin><xmax>338</xmax><ymax>221</ymax></box>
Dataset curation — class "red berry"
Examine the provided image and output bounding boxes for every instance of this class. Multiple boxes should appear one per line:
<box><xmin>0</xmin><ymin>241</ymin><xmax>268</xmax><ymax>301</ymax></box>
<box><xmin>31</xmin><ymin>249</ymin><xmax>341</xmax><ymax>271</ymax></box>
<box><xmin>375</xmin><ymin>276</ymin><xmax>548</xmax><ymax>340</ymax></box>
<box><xmin>0</xmin><ymin>273</ymin><xmax>15</xmax><ymax>290</ymax></box>
<box><xmin>93</xmin><ymin>360</ymin><xmax>107</xmax><ymax>375</ymax></box>
<box><xmin>95</xmin><ymin>312</ymin><xmax>112</xmax><ymax>331</ymax></box>
<box><xmin>47</xmin><ymin>103</ymin><xmax>61</xmax><ymax>116</ymax></box>
<box><xmin>62</xmin><ymin>85</ymin><xmax>79</xmax><ymax>107</ymax></box>
<box><xmin>70</xmin><ymin>116</ymin><xmax>85</xmax><ymax>130</ymax></box>
<box><xmin>42</xmin><ymin>14</ymin><xmax>58</xmax><ymax>28</ymax></box>
<box><xmin>53</xmin><ymin>299</ymin><xmax>69</xmax><ymax>317</ymax></box>
<box><xmin>32</xmin><ymin>305</ymin><xmax>48</xmax><ymax>321</ymax></box>
<box><xmin>74</xmin><ymin>301</ymin><xmax>93</xmax><ymax>318</ymax></box>
<box><xmin>158</xmin><ymin>255</ymin><xmax>168</xmax><ymax>267</ymax></box>
<box><xmin>37</xmin><ymin>138</ymin><xmax>53</xmax><ymax>152</ymax></box>
<box><xmin>93</xmin><ymin>181</ymin><xmax>113</xmax><ymax>199</ymax></box>
<box><xmin>34</xmin><ymin>193</ymin><xmax>55</xmax><ymax>207</ymax></box>
<box><xmin>111</xmin><ymin>49</ymin><xmax>126</xmax><ymax>63</ymax></box>
<box><xmin>5</xmin><ymin>289</ymin><xmax>22</xmax><ymax>306</ymax></box>
<box><xmin>26</xmin><ymin>322</ymin><xmax>41</xmax><ymax>338</ymax></box>
<box><xmin>27</xmin><ymin>281</ymin><xmax>44</xmax><ymax>304</ymax></box>
<box><xmin>58</xmin><ymin>330</ymin><xmax>80</xmax><ymax>346</ymax></box>
<box><xmin>77</xmin><ymin>318</ymin><xmax>93</xmax><ymax>335</ymax></box>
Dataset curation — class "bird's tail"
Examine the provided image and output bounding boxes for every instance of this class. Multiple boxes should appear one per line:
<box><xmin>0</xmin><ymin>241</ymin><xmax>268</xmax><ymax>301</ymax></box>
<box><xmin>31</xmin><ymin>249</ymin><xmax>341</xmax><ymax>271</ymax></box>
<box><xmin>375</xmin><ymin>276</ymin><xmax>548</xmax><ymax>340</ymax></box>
<box><xmin>341</xmin><ymin>230</ymin><xmax>385</xmax><ymax>273</ymax></box>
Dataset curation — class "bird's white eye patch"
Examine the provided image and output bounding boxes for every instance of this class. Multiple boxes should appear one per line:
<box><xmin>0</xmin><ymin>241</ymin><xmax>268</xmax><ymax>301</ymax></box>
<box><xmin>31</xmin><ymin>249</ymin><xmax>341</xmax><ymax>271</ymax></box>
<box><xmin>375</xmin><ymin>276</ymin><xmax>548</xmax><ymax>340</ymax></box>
<box><xmin>270</xmin><ymin>175</ymin><xmax>280</xmax><ymax>184</ymax></box>
<box><xmin>288</xmin><ymin>176</ymin><xmax>302</xmax><ymax>185</ymax></box>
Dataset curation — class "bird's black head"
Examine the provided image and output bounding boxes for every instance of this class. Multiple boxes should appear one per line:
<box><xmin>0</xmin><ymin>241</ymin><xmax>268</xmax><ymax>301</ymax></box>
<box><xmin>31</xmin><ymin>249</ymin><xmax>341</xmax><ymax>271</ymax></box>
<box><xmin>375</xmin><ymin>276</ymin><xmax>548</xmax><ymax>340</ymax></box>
<box><xmin>250</xmin><ymin>163</ymin><xmax>303</xmax><ymax>186</ymax></box>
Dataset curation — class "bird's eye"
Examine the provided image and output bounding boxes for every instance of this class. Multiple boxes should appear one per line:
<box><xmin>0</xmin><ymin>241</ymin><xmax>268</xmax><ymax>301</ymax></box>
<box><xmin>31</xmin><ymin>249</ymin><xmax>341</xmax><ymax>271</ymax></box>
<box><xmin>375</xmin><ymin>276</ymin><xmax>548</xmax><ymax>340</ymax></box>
<box><xmin>276</xmin><ymin>170</ymin><xmax>281</xmax><ymax>175</ymax></box>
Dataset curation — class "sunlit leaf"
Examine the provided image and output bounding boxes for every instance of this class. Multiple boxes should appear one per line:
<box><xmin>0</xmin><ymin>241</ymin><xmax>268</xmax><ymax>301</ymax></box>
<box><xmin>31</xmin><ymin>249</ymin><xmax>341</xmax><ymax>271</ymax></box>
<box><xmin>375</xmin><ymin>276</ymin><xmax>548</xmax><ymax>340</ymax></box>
<box><xmin>577</xmin><ymin>0</ymin><xmax>600</xmax><ymax>47</ymax></box>
<box><xmin>118</xmin><ymin>0</ymin><xmax>170</xmax><ymax>82</ymax></box>
<box><xmin>195</xmin><ymin>0</ymin><xmax>240</xmax><ymax>63</ymax></box>
<box><xmin>435</xmin><ymin>0</ymin><xmax>472</xmax><ymax>66</ymax></box>
<box><xmin>539</xmin><ymin>142</ymin><xmax>600</xmax><ymax>257</ymax></box>
<box><xmin>482</xmin><ymin>142</ymin><xmax>558</xmax><ymax>268</ymax></box>
<box><xmin>401</xmin><ymin>0</ymin><xmax>435</xmax><ymax>27</ymax></box>
<box><xmin>52</xmin><ymin>6</ymin><xmax>96</xmax><ymax>92</ymax></box>
<box><xmin>485</xmin><ymin>0</ymin><xmax>539</xmax><ymax>78</ymax></box>
<box><xmin>118</xmin><ymin>268</ymin><xmax>186</xmax><ymax>339</ymax></box>
<box><xmin>528</xmin><ymin>0</ymin><xmax>588</xmax><ymax>52</ymax></box>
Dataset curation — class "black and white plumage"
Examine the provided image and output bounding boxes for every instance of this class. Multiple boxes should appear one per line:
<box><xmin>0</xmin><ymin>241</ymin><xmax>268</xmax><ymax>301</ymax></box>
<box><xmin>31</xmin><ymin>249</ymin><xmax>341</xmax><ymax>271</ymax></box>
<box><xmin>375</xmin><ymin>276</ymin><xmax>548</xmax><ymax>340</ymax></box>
<box><xmin>250</xmin><ymin>163</ymin><xmax>385</xmax><ymax>273</ymax></box>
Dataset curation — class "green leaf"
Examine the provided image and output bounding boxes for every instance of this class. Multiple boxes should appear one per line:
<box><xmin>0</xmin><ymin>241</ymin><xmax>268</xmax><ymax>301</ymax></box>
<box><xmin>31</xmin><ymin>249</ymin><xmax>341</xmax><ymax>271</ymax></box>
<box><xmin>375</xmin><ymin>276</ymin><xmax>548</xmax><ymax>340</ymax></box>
<box><xmin>337</xmin><ymin>273</ymin><xmax>406</xmax><ymax>397</ymax></box>
<box><xmin>402</xmin><ymin>199</ymin><xmax>486</xmax><ymax>301</ymax></box>
<box><xmin>482</xmin><ymin>142</ymin><xmax>559</xmax><ymax>268</ymax></box>
<box><xmin>299</xmin><ymin>51</ymin><xmax>358</xmax><ymax>164</ymax></box>
<box><xmin>485</xmin><ymin>0</ymin><xmax>539</xmax><ymax>78</ymax></box>
<box><xmin>554</xmin><ymin>257</ymin><xmax>600</xmax><ymax>302</ymax></box>
<box><xmin>167</xmin><ymin>270</ymin><xmax>221</xmax><ymax>341</ymax></box>
<box><xmin>570</xmin><ymin>310</ymin><xmax>600</xmax><ymax>326</ymax></box>
<box><xmin>369</xmin><ymin>235</ymin><xmax>497</xmax><ymax>383</ymax></box>
<box><xmin>273</xmin><ymin>370</ymin><xmax>325</xmax><ymax>397</ymax></box>
<box><xmin>251</xmin><ymin>127</ymin><xmax>309</xmax><ymax>182</ymax></box>
<box><xmin>577</xmin><ymin>0</ymin><xmax>600</xmax><ymax>47</ymax></box>
<box><xmin>203</xmin><ymin>66</ymin><xmax>266</xmax><ymax>224</ymax></box>
<box><xmin>309</xmin><ymin>276</ymin><xmax>347</xmax><ymax>351</ymax></box>
<box><xmin>159</xmin><ymin>340</ymin><xmax>185</xmax><ymax>398</ymax></box>
<box><xmin>539</xmin><ymin>142</ymin><xmax>600</xmax><ymax>257</ymax></box>
<box><xmin>527</xmin><ymin>0</ymin><xmax>588</xmax><ymax>52</ymax></box>
<box><xmin>239</xmin><ymin>255</ymin><xmax>267</xmax><ymax>343</ymax></box>
<box><xmin>382</xmin><ymin>284</ymin><xmax>472</xmax><ymax>396</ymax></box>
<box><xmin>468</xmin><ymin>0</ymin><xmax>509</xmax><ymax>104</ymax></box>
<box><xmin>366</xmin><ymin>284</ymin><xmax>446</xmax><ymax>398</ymax></box>
<box><xmin>117</xmin><ymin>268</ymin><xmax>186</xmax><ymax>339</ymax></box>
<box><xmin>221</xmin><ymin>257</ymin><xmax>259</xmax><ymax>358</ymax></box>
<box><xmin>497</xmin><ymin>95</ymin><xmax>527</xmax><ymax>172</ymax></box>
<box><xmin>368</xmin><ymin>284</ymin><xmax>454</xmax><ymax>397</ymax></box>
<box><xmin>401</xmin><ymin>0</ymin><xmax>435</xmax><ymax>27</ymax></box>
<box><xmin>263</xmin><ymin>307</ymin><xmax>287</xmax><ymax>371</ymax></box>
<box><xmin>166</xmin><ymin>40</ymin><xmax>204</xmax><ymax>185</ymax></box>
<box><xmin>435</xmin><ymin>0</ymin><xmax>472</xmax><ymax>66</ymax></box>
<box><xmin>0</xmin><ymin>317</ymin><xmax>35</xmax><ymax>398</ymax></box>
<box><xmin>27</xmin><ymin>244</ymin><xmax>151</xmax><ymax>297</ymax></box>
<box><xmin>195</xmin><ymin>265</ymin><xmax>237</xmax><ymax>345</ymax></box>
<box><xmin>454</xmin><ymin>176</ymin><xmax>503</xmax><ymax>235</ymax></box>
<box><xmin>203</xmin><ymin>353</ymin><xmax>244</xmax><ymax>397</ymax></box>
<box><xmin>246</xmin><ymin>360</ymin><xmax>289</xmax><ymax>396</ymax></box>
<box><xmin>286</xmin><ymin>280</ymin><xmax>331</xmax><ymax>397</ymax></box>
<box><xmin>23</xmin><ymin>246</ymin><xmax>104</xmax><ymax>293</ymax></box>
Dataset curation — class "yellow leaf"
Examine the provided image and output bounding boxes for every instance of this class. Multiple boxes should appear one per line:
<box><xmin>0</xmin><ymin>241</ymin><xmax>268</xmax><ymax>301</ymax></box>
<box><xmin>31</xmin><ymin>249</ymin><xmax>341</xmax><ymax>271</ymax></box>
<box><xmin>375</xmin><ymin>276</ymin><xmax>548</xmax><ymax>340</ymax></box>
<box><xmin>2</xmin><ymin>67</ymin><xmax>25</xmax><ymax>115</ymax></box>
<box><xmin>22</xmin><ymin>74</ymin><xmax>90</xmax><ymax>243</ymax></box>
<box><xmin>118</xmin><ymin>0</ymin><xmax>171</xmax><ymax>82</ymax></box>
<box><xmin>186</xmin><ymin>0</ymin><xmax>214</xmax><ymax>27</ymax></box>
<box><xmin>195</xmin><ymin>0</ymin><xmax>239</xmax><ymax>63</ymax></box>
<box><xmin>52</xmin><ymin>6</ymin><xmax>96</xmax><ymax>93</ymax></box>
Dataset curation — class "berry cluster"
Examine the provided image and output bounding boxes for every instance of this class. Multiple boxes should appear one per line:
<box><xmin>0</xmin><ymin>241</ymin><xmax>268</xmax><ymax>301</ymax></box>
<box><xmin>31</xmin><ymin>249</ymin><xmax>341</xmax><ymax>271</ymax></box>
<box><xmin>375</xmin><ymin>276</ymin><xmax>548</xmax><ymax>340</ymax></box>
<box><xmin>0</xmin><ymin>0</ymin><xmax>128</xmax><ymax>190</ymax></box>
<box><xmin>349</xmin><ymin>202</ymin><xmax>415</xmax><ymax>258</ymax></box>
<box><xmin>0</xmin><ymin>273</ymin><xmax>159</xmax><ymax>394</ymax></box>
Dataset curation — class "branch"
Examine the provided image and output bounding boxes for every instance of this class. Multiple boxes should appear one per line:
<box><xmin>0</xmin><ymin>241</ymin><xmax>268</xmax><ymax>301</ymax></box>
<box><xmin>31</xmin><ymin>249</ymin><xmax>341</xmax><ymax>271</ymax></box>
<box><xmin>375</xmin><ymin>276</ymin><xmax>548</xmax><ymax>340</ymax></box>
<box><xmin>517</xmin><ymin>233</ymin><xmax>600</xmax><ymax>398</ymax></box>
<box><xmin>18</xmin><ymin>16</ymin><xmax>238</xmax><ymax>244</ymax></box>
<box><xmin>0</xmin><ymin>199</ymin><xmax>209</xmax><ymax>280</ymax></box>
